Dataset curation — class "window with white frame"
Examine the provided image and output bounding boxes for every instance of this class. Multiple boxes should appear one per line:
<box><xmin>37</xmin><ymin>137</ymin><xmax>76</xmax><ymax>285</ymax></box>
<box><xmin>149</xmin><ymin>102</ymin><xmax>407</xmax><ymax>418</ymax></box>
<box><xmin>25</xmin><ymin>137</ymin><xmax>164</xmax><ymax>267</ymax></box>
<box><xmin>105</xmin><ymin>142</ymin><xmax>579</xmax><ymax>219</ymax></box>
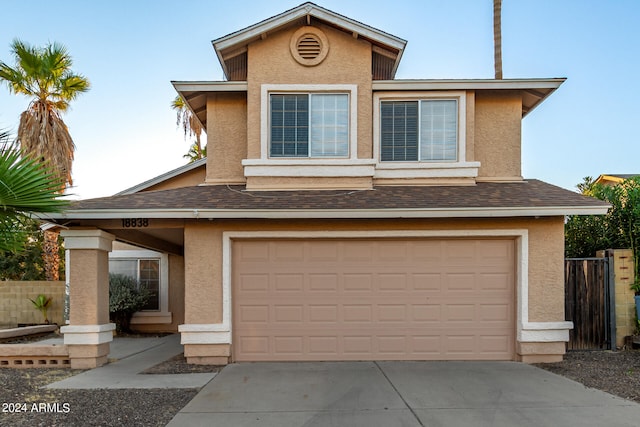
<box><xmin>380</xmin><ymin>99</ymin><xmax>458</xmax><ymax>162</ymax></box>
<box><xmin>270</xmin><ymin>93</ymin><xmax>349</xmax><ymax>158</ymax></box>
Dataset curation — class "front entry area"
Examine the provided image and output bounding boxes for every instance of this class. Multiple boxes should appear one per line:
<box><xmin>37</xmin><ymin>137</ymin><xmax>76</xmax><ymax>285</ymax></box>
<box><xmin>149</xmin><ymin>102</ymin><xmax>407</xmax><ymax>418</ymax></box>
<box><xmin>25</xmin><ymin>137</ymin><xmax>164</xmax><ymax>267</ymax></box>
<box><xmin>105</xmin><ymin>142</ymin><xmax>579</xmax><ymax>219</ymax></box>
<box><xmin>232</xmin><ymin>238</ymin><xmax>515</xmax><ymax>362</ymax></box>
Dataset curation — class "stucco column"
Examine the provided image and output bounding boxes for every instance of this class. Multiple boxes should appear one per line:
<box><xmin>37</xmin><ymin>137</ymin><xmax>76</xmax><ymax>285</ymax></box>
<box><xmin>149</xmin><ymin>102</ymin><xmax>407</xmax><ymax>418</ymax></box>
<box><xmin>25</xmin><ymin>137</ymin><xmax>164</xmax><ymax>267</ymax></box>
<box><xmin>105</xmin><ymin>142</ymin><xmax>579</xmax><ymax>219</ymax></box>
<box><xmin>179</xmin><ymin>224</ymin><xmax>230</xmax><ymax>365</ymax></box>
<box><xmin>60</xmin><ymin>229</ymin><xmax>116</xmax><ymax>369</ymax></box>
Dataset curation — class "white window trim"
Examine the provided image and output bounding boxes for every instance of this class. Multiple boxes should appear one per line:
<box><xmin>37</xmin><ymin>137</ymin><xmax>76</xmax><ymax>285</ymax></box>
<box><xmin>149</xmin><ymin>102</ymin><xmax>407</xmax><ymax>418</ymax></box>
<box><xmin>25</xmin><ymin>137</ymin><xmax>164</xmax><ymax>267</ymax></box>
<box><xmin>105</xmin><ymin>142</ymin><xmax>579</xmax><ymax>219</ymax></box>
<box><xmin>373</xmin><ymin>91</ymin><xmax>480</xmax><ymax>179</ymax></box>
<box><xmin>245</xmin><ymin>84</ymin><xmax>370</xmax><ymax>179</ymax></box>
<box><xmin>108</xmin><ymin>249</ymin><xmax>172</xmax><ymax>324</ymax></box>
<box><xmin>261</xmin><ymin>84</ymin><xmax>358</xmax><ymax>161</ymax></box>
<box><xmin>178</xmin><ymin>229</ymin><xmax>572</xmax><ymax>346</ymax></box>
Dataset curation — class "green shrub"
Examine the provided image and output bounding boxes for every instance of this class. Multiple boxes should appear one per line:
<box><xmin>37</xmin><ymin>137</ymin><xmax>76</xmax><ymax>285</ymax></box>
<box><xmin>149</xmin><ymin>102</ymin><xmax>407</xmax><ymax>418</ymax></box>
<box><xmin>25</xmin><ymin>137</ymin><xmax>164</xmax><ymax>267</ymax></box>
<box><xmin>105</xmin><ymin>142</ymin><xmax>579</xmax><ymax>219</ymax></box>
<box><xmin>109</xmin><ymin>273</ymin><xmax>150</xmax><ymax>333</ymax></box>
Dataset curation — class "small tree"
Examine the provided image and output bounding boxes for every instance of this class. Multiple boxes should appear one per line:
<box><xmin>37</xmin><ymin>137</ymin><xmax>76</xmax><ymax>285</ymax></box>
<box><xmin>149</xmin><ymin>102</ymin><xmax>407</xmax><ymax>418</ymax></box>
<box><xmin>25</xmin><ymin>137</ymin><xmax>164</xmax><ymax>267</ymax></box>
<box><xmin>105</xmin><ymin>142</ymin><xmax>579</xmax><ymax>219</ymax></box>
<box><xmin>565</xmin><ymin>176</ymin><xmax>640</xmax><ymax>292</ymax></box>
<box><xmin>29</xmin><ymin>294</ymin><xmax>52</xmax><ymax>324</ymax></box>
<box><xmin>108</xmin><ymin>273</ymin><xmax>150</xmax><ymax>333</ymax></box>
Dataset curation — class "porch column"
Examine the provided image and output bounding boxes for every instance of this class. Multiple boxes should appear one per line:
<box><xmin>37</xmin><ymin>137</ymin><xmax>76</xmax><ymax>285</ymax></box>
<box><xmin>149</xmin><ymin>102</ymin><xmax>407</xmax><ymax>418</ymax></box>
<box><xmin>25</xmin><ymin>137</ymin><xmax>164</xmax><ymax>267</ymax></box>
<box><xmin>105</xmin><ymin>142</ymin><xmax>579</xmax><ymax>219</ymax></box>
<box><xmin>60</xmin><ymin>229</ymin><xmax>116</xmax><ymax>369</ymax></box>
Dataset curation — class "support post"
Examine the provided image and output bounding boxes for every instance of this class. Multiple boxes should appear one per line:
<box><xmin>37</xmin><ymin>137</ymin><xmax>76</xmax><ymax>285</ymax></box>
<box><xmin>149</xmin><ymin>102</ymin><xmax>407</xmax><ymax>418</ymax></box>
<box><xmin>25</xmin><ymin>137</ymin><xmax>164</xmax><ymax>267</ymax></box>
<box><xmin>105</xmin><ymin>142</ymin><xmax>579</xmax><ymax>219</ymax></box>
<box><xmin>60</xmin><ymin>229</ymin><xmax>115</xmax><ymax>369</ymax></box>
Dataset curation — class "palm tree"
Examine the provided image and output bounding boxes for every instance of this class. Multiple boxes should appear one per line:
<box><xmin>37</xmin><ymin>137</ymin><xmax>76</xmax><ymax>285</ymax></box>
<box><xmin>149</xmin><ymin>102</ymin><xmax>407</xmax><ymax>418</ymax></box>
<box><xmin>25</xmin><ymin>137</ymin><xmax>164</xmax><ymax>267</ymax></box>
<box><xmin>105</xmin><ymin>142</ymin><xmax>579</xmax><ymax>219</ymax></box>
<box><xmin>493</xmin><ymin>0</ymin><xmax>503</xmax><ymax>79</ymax></box>
<box><xmin>172</xmin><ymin>95</ymin><xmax>204</xmax><ymax>161</ymax></box>
<box><xmin>0</xmin><ymin>130</ymin><xmax>68</xmax><ymax>253</ymax></box>
<box><xmin>0</xmin><ymin>39</ymin><xmax>89</xmax><ymax>280</ymax></box>
<box><xmin>0</xmin><ymin>39</ymin><xmax>90</xmax><ymax>189</ymax></box>
<box><xmin>183</xmin><ymin>142</ymin><xmax>207</xmax><ymax>163</ymax></box>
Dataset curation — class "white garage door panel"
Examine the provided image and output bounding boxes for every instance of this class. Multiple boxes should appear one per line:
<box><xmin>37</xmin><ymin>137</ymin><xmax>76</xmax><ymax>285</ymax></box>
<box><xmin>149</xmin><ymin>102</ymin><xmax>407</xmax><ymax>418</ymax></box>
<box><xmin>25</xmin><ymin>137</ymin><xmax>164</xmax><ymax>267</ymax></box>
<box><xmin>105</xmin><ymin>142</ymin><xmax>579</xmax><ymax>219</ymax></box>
<box><xmin>233</xmin><ymin>239</ymin><xmax>515</xmax><ymax>361</ymax></box>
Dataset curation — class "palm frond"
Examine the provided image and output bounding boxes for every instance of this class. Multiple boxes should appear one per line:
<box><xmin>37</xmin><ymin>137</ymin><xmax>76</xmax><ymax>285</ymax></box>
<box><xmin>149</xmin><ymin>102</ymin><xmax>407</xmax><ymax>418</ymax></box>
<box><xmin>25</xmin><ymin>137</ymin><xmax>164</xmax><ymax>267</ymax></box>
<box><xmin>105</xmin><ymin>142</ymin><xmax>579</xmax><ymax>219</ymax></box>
<box><xmin>0</xmin><ymin>130</ymin><xmax>67</xmax><ymax>252</ymax></box>
<box><xmin>0</xmin><ymin>141</ymin><xmax>68</xmax><ymax>213</ymax></box>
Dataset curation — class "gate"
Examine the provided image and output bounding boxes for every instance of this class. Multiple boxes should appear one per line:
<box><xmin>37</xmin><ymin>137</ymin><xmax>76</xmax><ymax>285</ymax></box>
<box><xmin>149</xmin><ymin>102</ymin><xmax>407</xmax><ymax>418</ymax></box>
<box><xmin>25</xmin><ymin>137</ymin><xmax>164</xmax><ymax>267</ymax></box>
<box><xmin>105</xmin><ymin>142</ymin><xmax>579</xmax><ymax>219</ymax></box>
<box><xmin>564</xmin><ymin>257</ymin><xmax>615</xmax><ymax>350</ymax></box>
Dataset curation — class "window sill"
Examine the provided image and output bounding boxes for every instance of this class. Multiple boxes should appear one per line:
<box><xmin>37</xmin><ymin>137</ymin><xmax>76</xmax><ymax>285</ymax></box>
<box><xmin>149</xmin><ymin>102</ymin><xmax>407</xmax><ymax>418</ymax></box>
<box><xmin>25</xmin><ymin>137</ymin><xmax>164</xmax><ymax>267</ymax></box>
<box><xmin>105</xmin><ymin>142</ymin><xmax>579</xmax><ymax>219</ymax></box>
<box><xmin>131</xmin><ymin>312</ymin><xmax>173</xmax><ymax>325</ymax></box>
<box><xmin>374</xmin><ymin>161</ymin><xmax>481</xmax><ymax>179</ymax></box>
<box><xmin>242</xmin><ymin>159</ymin><xmax>376</xmax><ymax>177</ymax></box>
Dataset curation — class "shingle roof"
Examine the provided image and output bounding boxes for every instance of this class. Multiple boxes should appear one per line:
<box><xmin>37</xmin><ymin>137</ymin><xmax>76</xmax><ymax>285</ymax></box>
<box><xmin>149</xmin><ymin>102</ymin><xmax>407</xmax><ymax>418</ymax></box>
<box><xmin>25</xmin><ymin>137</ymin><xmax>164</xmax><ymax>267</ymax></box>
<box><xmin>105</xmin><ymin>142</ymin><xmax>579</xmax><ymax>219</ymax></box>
<box><xmin>55</xmin><ymin>180</ymin><xmax>608</xmax><ymax>220</ymax></box>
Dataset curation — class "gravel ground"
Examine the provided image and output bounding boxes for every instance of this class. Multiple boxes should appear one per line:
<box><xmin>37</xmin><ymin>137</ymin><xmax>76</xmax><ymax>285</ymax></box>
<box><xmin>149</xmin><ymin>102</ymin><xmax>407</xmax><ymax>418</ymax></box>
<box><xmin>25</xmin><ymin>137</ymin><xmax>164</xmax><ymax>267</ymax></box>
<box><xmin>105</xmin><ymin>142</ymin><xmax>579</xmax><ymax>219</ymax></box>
<box><xmin>2</xmin><ymin>345</ymin><xmax>640</xmax><ymax>426</ymax></box>
<box><xmin>536</xmin><ymin>349</ymin><xmax>640</xmax><ymax>403</ymax></box>
<box><xmin>0</xmin><ymin>333</ymin><xmax>219</xmax><ymax>426</ymax></box>
<box><xmin>0</xmin><ymin>367</ymin><xmax>198</xmax><ymax>426</ymax></box>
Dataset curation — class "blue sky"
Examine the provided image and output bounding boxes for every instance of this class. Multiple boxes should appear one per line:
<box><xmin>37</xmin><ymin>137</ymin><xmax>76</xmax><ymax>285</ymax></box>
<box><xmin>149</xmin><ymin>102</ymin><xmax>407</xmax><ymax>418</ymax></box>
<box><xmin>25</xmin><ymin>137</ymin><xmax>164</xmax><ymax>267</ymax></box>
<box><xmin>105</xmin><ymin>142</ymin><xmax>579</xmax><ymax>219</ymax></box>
<box><xmin>1</xmin><ymin>0</ymin><xmax>638</xmax><ymax>199</ymax></box>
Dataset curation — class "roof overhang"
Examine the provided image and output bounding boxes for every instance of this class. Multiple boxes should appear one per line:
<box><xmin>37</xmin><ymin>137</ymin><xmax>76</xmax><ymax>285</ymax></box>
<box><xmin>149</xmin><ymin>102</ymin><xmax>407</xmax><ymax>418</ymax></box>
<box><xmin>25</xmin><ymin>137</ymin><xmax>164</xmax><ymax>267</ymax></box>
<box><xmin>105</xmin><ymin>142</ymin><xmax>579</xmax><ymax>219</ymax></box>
<box><xmin>171</xmin><ymin>81</ymin><xmax>248</xmax><ymax>130</ymax></box>
<box><xmin>47</xmin><ymin>205</ymin><xmax>608</xmax><ymax>221</ymax></box>
<box><xmin>117</xmin><ymin>158</ymin><xmax>207</xmax><ymax>195</ymax></box>
<box><xmin>212</xmin><ymin>2</ymin><xmax>406</xmax><ymax>81</ymax></box>
<box><xmin>373</xmin><ymin>78</ymin><xmax>566</xmax><ymax>117</ymax></box>
<box><xmin>173</xmin><ymin>78</ymin><xmax>564</xmax><ymax>129</ymax></box>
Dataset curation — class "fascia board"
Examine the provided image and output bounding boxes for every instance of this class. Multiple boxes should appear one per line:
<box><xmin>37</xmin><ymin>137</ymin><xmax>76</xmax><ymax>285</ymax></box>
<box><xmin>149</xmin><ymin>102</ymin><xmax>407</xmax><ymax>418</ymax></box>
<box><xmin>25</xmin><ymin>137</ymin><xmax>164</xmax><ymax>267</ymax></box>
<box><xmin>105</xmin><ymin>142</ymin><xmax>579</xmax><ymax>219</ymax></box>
<box><xmin>372</xmin><ymin>78</ymin><xmax>566</xmax><ymax>91</ymax></box>
<box><xmin>48</xmin><ymin>205</ymin><xmax>609</xmax><ymax>220</ymax></box>
<box><xmin>213</xmin><ymin>5</ymin><xmax>406</xmax><ymax>53</ymax></box>
<box><xmin>171</xmin><ymin>81</ymin><xmax>248</xmax><ymax>92</ymax></box>
<box><xmin>116</xmin><ymin>158</ymin><xmax>207</xmax><ymax>195</ymax></box>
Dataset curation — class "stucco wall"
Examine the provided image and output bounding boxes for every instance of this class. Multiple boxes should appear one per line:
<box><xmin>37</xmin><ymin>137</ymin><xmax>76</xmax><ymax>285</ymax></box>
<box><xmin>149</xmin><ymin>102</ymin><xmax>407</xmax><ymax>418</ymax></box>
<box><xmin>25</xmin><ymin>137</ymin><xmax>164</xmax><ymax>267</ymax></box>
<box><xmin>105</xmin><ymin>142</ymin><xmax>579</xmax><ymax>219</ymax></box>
<box><xmin>526</xmin><ymin>217</ymin><xmax>565</xmax><ymax>322</ymax></box>
<box><xmin>205</xmin><ymin>92</ymin><xmax>247</xmax><ymax>184</ymax></box>
<box><xmin>474</xmin><ymin>90</ymin><xmax>522</xmax><ymax>181</ymax></box>
<box><xmin>144</xmin><ymin>166</ymin><xmax>206</xmax><ymax>192</ymax></box>
<box><xmin>0</xmin><ymin>281</ymin><xmax>65</xmax><ymax>327</ymax></box>
<box><xmin>184</xmin><ymin>224</ymin><xmax>223</xmax><ymax>324</ymax></box>
<box><xmin>245</xmin><ymin>23</ymin><xmax>373</xmax><ymax>166</ymax></box>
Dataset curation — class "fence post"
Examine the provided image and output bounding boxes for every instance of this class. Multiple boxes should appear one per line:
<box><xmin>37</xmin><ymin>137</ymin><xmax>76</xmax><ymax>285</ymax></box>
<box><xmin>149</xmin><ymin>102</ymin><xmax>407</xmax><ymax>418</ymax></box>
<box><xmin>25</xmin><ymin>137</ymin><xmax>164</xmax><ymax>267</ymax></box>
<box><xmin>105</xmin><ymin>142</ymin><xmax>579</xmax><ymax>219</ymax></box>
<box><xmin>606</xmin><ymin>251</ymin><xmax>616</xmax><ymax>350</ymax></box>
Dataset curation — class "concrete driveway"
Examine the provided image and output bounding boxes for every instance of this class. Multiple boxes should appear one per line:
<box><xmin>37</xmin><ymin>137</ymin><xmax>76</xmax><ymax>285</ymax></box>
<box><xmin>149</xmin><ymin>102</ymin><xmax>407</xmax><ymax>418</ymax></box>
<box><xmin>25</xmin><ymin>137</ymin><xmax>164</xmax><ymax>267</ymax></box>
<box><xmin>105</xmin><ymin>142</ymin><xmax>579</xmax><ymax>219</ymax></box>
<box><xmin>168</xmin><ymin>361</ymin><xmax>640</xmax><ymax>427</ymax></box>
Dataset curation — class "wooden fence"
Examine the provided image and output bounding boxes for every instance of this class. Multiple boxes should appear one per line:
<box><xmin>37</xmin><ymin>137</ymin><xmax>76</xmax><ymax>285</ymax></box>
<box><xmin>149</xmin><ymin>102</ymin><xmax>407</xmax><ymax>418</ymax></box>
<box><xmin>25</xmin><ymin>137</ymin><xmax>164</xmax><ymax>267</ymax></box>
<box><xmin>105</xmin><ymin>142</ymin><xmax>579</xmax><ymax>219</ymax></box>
<box><xmin>565</xmin><ymin>258</ymin><xmax>615</xmax><ymax>350</ymax></box>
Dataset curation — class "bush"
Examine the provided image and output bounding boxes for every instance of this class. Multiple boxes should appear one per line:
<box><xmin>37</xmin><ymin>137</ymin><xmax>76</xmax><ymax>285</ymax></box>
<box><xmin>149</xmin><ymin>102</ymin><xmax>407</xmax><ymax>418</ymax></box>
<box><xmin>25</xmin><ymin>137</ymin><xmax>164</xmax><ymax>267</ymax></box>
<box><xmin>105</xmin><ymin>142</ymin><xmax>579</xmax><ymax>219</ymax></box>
<box><xmin>109</xmin><ymin>273</ymin><xmax>150</xmax><ymax>333</ymax></box>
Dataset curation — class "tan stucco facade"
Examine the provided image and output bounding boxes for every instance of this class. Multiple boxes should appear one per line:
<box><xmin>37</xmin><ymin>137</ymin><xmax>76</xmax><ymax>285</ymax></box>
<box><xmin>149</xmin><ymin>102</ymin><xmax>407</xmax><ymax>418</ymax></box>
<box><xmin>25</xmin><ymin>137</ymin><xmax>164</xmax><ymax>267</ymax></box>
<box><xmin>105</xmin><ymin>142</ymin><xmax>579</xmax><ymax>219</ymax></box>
<box><xmin>474</xmin><ymin>90</ymin><xmax>523</xmax><ymax>181</ymax></box>
<box><xmin>57</xmin><ymin>5</ymin><xmax>582</xmax><ymax>368</ymax></box>
<box><xmin>205</xmin><ymin>92</ymin><xmax>248</xmax><ymax>185</ymax></box>
<box><xmin>145</xmin><ymin>167</ymin><xmax>206</xmax><ymax>192</ymax></box>
<box><xmin>246</xmin><ymin>23</ymin><xmax>373</xmax><ymax>159</ymax></box>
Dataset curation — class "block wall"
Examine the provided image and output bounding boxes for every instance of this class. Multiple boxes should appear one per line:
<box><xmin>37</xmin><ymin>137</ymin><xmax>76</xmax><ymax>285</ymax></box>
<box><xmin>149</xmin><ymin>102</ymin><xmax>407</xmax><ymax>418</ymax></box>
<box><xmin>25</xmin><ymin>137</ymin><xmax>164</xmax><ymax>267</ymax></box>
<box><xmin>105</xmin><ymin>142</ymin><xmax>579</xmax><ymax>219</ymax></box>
<box><xmin>0</xmin><ymin>281</ymin><xmax>65</xmax><ymax>327</ymax></box>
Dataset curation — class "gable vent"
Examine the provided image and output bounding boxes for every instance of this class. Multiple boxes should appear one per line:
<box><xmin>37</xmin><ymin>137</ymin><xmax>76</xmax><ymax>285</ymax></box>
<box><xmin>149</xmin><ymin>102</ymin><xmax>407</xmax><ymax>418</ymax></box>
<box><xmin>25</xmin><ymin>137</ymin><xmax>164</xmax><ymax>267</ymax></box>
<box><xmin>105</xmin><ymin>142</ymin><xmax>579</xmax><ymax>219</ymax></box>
<box><xmin>290</xmin><ymin>26</ymin><xmax>329</xmax><ymax>66</ymax></box>
<box><xmin>297</xmin><ymin>36</ymin><xmax>321</xmax><ymax>59</ymax></box>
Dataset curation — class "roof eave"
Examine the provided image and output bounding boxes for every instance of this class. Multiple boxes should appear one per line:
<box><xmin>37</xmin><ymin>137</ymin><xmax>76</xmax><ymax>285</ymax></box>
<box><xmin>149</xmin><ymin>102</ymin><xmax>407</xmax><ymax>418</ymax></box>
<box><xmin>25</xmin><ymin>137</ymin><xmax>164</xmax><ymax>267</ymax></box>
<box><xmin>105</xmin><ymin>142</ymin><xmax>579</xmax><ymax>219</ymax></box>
<box><xmin>373</xmin><ymin>78</ymin><xmax>566</xmax><ymax>116</ymax></box>
<box><xmin>48</xmin><ymin>205</ymin><xmax>609</xmax><ymax>221</ymax></box>
<box><xmin>116</xmin><ymin>158</ymin><xmax>207</xmax><ymax>195</ymax></box>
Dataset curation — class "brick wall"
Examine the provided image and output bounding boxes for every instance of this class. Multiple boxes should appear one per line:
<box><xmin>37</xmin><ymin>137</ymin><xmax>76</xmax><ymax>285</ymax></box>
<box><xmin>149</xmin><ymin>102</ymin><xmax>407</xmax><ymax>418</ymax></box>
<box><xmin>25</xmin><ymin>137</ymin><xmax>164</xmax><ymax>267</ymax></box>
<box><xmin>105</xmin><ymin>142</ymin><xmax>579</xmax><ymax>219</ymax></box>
<box><xmin>0</xmin><ymin>281</ymin><xmax>65</xmax><ymax>327</ymax></box>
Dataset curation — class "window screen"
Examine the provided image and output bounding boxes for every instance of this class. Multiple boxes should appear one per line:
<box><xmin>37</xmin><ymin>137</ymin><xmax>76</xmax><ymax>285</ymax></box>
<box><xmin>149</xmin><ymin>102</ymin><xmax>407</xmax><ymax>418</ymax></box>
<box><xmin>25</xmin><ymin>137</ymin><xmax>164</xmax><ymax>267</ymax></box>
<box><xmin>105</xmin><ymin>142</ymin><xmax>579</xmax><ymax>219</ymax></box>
<box><xmin>381</xmin><ymin>99</ymin><xmax>457</xmax><ymax>162</ymax></box>
<box><xmin>271</xmin><ymin>93</ymin><xmax>348</xmax><ymax>158</ymax></box>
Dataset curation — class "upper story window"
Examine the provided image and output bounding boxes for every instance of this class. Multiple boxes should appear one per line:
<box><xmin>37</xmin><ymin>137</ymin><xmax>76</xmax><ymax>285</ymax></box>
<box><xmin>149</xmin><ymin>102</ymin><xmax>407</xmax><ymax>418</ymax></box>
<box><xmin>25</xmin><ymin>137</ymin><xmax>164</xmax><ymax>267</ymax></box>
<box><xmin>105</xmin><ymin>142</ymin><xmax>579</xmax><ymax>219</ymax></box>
<box><xmin>259</xmin><ymin>84</ymin><xmax>359</xmax><ymax>162</ymax></box>
<box><xmin>380</xmin><ymin>99</ymin><xmax>458</xmax><ymax>162</ymax></box>
<box><xmin>270</xmin><ymin>93</ymin><xmax>349</xmax><ymax>158</ymax></box>
<box><xmin>373</xmin><ymin>91</ymin><xmax>467</xmax><ymax>165</ymax></box>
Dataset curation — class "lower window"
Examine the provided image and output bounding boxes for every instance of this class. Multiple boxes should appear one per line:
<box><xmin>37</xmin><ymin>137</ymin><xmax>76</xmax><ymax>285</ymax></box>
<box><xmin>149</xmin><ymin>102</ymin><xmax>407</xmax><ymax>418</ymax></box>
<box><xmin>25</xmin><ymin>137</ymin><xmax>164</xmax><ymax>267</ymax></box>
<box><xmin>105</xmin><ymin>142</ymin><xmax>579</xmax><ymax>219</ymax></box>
<box><xmin>109</xmin><ymin>258</ymin><xmax>160</xmax><ymax>311</ymax></box>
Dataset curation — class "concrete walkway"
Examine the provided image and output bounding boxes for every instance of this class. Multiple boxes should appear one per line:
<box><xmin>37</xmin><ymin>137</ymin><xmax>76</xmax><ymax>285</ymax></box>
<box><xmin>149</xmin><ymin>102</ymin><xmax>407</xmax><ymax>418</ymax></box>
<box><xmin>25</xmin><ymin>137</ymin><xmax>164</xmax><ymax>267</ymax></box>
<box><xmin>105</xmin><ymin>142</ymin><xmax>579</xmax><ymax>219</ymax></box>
<box><xmin>45</xmin><ymin>334</ymin><xmax>216</xmax><ymax>389</ymax></box>
<box><xmin>168</xmin><ymin>361</ymin><xmax>640</xmax><ymax>427</ymax></box>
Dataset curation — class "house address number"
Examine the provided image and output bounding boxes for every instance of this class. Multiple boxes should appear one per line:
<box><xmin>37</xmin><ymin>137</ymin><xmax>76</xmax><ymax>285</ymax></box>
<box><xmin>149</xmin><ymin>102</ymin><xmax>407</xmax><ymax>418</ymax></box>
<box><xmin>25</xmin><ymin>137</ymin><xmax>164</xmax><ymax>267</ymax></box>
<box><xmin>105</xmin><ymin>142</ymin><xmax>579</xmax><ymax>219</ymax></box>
<box><xmin>121</xmin><ymin>218</ymin><xmax>149</xmax><ymax>228</ymax></box>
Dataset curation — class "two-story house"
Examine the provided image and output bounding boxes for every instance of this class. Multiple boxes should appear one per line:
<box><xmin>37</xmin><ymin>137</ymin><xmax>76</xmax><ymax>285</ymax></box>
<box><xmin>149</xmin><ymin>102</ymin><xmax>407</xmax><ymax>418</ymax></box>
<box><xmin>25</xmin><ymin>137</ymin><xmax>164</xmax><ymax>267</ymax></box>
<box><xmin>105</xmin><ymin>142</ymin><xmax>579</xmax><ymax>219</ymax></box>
<box><xmin>51</xmin><ymin>3</ymin><xmax>608</xmax><ymax>369</ymax></box>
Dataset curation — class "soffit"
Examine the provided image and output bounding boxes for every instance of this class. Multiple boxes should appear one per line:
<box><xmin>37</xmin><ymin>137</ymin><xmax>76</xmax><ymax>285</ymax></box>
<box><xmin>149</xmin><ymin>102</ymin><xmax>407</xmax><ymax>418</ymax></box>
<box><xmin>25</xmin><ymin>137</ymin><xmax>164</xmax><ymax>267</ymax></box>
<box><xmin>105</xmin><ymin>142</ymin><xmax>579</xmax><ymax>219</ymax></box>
<box><xmin>171</xmin><ymin>81</ymin><xmax>248</xmax><ymax>130</ymax></box>
<box><xmin>373</xmin><ymin>78</ymin><xmax>566</xmax><ymax>117</ymax></box>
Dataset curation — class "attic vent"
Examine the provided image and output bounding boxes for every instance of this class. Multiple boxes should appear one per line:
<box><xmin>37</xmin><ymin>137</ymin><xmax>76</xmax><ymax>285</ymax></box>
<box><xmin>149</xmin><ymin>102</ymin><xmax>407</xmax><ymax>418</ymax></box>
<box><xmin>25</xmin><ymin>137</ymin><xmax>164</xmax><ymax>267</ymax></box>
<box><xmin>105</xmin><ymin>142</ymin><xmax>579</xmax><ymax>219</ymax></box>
<box><xmin>297</xmin><ymin>36</ymin><xmax>321</xmax><ymax>59</ymax></box>
<box><xmin>290</xmin><ymin>26</ymin><xmax>329</xmax><ymax>66</ymax></box>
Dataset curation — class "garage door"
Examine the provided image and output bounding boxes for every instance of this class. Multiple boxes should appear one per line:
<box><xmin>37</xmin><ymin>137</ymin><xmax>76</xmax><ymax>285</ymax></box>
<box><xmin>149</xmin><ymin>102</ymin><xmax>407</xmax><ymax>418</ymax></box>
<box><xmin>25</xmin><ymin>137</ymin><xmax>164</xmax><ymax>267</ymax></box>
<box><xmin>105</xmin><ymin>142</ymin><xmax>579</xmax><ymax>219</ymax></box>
<box><xmin>232</xmin><ymin>239</ymin><xmax>514</xmax><ymax>361</ymax></box>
